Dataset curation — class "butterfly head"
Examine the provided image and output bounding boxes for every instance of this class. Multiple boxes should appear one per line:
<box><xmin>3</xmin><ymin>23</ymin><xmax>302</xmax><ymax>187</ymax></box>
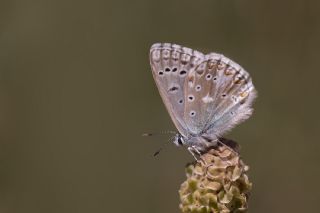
<box><xmin>173</xmin><ymin>134</ymin><xmax>186</xmax><ymax>147</ymax></box>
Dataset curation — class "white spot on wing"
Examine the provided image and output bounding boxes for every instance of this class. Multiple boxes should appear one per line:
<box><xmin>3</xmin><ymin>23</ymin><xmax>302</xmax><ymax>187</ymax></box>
<box><xmin>188</xmin><ymin>80</ymin><xmax>194</xmax><ymax>87</ymax></box>
<box><xmin>202</xmin><ymin>94</ymin><xmax>213</xmax><ymax>103</ymax></box>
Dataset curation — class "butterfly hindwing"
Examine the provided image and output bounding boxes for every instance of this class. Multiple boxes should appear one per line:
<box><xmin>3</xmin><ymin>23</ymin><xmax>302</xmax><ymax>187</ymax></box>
<box><xmin>183</xmin><ymin>53</ymin><xmax>257</xmax><ymax>137</ymax></box>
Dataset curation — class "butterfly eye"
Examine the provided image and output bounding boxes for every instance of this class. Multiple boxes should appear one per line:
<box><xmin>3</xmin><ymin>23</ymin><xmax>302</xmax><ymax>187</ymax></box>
<box><xmin>172</xmin><ymin>67</ymin><xmax>177</xmax><ymax>72</ymax></box>
<box><xmin>177</xmin><ymin>137</ymin><xmax>183</xmax><ymax>145</ymax></box>
<box><xmin>165</xmin><ymin>67</ymin><xmax>171</xmax><ymax>72</ymax></box>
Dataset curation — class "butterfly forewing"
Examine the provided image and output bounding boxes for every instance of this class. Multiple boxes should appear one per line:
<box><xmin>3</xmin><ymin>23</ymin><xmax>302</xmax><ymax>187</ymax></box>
<box><xmin>149</xmin><ymin>43</ymin><xmax>205</xmax><ymax>137</ymax></box>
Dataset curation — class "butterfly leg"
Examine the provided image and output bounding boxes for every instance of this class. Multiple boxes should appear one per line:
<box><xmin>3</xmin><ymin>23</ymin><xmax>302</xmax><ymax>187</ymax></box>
<box><xmin>188</xmin><ymin>146</ymin><xmax>202</xmax><ymax>161</ymax></box>
<box><xmin>192</xmin><ymin>145</ymin><xmax>202</xmax><ymax>155</ymax></box>
<box><xmin>187</xmin><ymin>147</ymin><xmax>199</xmax><ymax>160</ymax></box>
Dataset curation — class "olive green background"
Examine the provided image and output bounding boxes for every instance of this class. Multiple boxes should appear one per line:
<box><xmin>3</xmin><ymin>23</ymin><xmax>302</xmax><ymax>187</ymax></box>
<box><xmin>0</xmin><ymin>0</ymin><xmax>319</xmax><ymax>212</ymax></box>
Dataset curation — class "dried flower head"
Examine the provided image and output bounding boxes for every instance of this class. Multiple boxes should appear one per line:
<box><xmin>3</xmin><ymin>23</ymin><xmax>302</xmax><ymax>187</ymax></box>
<box><xmin>179</xmin><ymin>139</ymin><xmax>252</xmax><ymax>213</ymax></box>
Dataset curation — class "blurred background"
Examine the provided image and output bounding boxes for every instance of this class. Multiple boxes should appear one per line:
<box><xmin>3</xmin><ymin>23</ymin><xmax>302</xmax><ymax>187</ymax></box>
<box><xmin>0</xmin><ymin>0</ymin><xmax>319</xmax><ymax>212</ymax></box>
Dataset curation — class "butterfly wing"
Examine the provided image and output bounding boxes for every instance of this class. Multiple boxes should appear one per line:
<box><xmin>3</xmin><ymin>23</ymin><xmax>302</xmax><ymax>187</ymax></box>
<box><xmin>183</xmin><ymin>53</ymin><xmax>257</xmax><ymax>138</ymax></box>
<box><xmin>149</xmin><ymin>43</ymin><xmax>205</xmax><ymax>137</ymax></box>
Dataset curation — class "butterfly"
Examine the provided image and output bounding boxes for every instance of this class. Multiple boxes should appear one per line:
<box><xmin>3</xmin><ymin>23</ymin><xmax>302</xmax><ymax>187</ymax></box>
<box><xmin>149</xmin><ymin>43</ymin><xmax>257</xmax><ymax>156</ymax></box>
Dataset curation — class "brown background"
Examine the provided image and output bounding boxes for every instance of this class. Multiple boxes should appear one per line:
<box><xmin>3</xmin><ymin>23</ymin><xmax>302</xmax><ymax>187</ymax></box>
<box><xmin>0</xmin><ymin>0</ymin><xmax>319</xmax><ymax>212</ymax></box>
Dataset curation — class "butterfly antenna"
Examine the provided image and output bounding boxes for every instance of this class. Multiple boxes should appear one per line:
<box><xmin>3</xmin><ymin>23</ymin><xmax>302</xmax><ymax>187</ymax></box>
<box><xmin>153</xmin><ymin>135</ymin><xmax>175</xmax><ymax>157</ymax></box>
<box><xmin>142</xmin><ymin>130</ymin><xmax>176</xmax><ymax>137</ymax></box>
<box><xmin>153</xmin><ymin>148</ymin><xmax>162</xmax><ymax>157</ymax></box>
